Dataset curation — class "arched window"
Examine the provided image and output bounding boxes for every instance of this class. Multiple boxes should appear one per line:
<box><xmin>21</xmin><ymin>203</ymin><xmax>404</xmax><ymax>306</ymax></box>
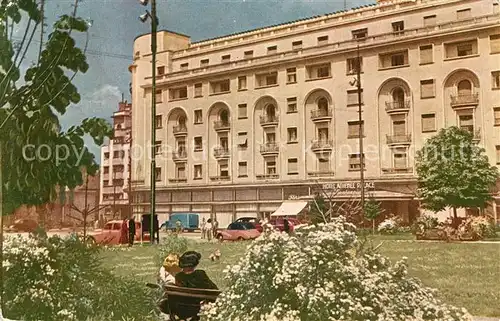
<box><xmin>178</xmin><ymin>116</ymin><xmax>186</xmax><ymax>127</ymax></box>
<box><xmin>219</xmin><ymin>109</ymin><xmax>229</xmax><ymax>123</ymax></box>
<box><xmin>266</xmin><ymin>104</ymin><xmax>276</xmax><ymax>118</ymax></box>
<box><xmin>457</xmin><ymin>80</ymin><xmax>472</xmax><ymax>96</ymax></box>
<box><xmin>317</xmin><ymin>97</ymin><xmax>328</xmax><ymax>113</ymax></box>
<box><xmin>392</xmin><ymin>88</ymin><xmax>405</xmax><ymax>103</ymax></box>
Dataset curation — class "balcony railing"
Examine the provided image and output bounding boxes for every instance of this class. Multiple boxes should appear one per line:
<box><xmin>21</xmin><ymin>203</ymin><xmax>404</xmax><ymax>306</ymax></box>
<box><xmin>256</xmin><ymin>174</ymin><xmax>279</xmax><ymax>180</ymax></box>
<box><xmin>260</xmin><ymin>143</ymin><xmax>279</xmax><ymax>155</ymax></box>
<box><xmin>310</xmin><ymin>108</ymin><xmax>333</xmax><ymax>121</ymax></box>
<box><xmin>213</xmin><ymin>147</ymin><xmax>230</xmax><ymax>159</ymax></box>
<box><xmin>172</xmin><ymin>150</ymin><xmax>187</xmax><ymax>161</ymax></box>
<box><xmin>173</xmin><ymin>125</ymin><xmax>188</xmax><ymax>136</ymax></box>
<box><xmin>450</xmin><ymin>93</ymin><xmax>479</xmax><ymax>107</ymax></box>
<box><xmin>259</xmin><ymin>115</ymin><xmax>279</xmax><ymax>127</ymax></box>
<box><xmin>385</xmin><ymin>100</ymin><xmax>410</xmax><ymax>113</ymax></box>
<box><xmin>382</xmin><ymin>167</ymin><xmax>413</xmax><ymax>174</ymax></box>
<box><xmin>386</xmin><ymin>134</ymin><xmax>412</xmax><ymax>145</ymax></box>
<box><xmin>213</xmin><ymin>120</ymin><xmax>230</xmax><ymax>131</ymax></box>
<box><xmin>210</xmin><ymin>175</ymin><xmax>231</xmax><ymax>181</ymax></box>
<box><xmin>311</xmin><ymin>140</ymin><xmax>333</xmax><ymax>152</ymax></box>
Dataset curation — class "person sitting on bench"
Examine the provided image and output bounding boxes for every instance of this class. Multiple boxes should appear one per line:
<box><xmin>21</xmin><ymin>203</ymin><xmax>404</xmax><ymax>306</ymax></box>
<box><xmin>175</xmin><ymin>251</ymin><xmax>218</xmax><ymax>289</ymax></box>
<box><xmin>159</xmin><ymin>253</ymin><xmax>181</xmax><ymax>286</ymax></box>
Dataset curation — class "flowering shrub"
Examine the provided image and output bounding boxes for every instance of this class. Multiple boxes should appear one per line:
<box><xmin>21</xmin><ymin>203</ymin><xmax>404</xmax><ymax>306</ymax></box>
<box><xmin>200</xmin><ymin>217</ymin><xmax>472</xmax><ymax>321</ymax></box>
<box><xmin>457</xmin><ymin>216</ymin><xmax>494</xmax><ymax>240</ymax></box>
<box><xmin>377</xmin><ymin>218</ymin><xmax>398</xmax><ymax>234</ymax></box>
<box><xmin>3</xmin><ymin>232</ymin><xmax>157</xmax><ymax>321</ymax></box>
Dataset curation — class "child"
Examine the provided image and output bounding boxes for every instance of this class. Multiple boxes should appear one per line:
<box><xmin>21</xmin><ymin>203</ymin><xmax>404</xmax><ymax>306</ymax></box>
<box><xmin>159</xmin><ymin>253</ymin><xmax>181</xmax><ymax>285</ymax></box>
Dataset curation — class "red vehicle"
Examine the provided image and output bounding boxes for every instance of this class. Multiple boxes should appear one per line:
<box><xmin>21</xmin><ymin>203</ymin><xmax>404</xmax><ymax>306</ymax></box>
<box><xmin>91</xmin><ymin>220</ymin><xmax>147</xmax><ymax>245</ymax></box>
<box><xmin>234</xmin><ymin>217</ymin><xmax>263</xmax><ymax>232</ymax></box>
<box><xmin>216</xmin><ymin>222</ymin><xmax>261</xmax><ymax>241</ymax></box>
<box><xmin>269</xmin><ymin>217</ymin><xmax>301</xmax><ymax>232</ymax></box>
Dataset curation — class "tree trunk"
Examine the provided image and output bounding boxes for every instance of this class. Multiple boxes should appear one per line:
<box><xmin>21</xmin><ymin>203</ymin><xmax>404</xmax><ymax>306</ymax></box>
<box><xmin>83</xmin><ymin>172</ymin><xmax>89</xmax><ymax>241</ymax></box>
<box><xmin>452</xmin><ymin>207</ymin><xmax>458</xmax><ymax>229</ymax></box>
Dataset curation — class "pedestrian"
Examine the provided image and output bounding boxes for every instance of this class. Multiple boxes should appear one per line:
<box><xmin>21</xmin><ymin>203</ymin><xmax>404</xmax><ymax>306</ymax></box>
<box><xmin>119</xmin><ymin>218</ymin><xmax>129</xmax><ymax>245</ymax></box>
<box><xmin>128</xmin><ymin>216</ymin><xmax>136</xmax><ymax>246</ymax></box>
<box><xmin>200</xmin><ymin>218</ymin><xmax>206</xmax><ymax>239</ymax></box>
<box><xmin>212</xmin><ymin>218</ymin><xmax>219</xmax><ymax>239</ymax></box>
<box><xmin>205</xmin><ymin>218</ymin><xmax>213</xmax><ymax>241</ymax></box>
<box><xmin>175</xmin><ymin>219</ymin><xmax>182</xmax><ymax>235</ymax></box>
<box><xmin>283</xmin><ymin>218</ymin><xmax>290</xmax><ymax>234</ymax></box>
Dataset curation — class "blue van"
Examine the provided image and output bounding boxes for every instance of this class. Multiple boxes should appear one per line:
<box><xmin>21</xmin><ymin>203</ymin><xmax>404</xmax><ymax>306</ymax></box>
<box><xmin>165</xmin><ymin>213</ymin><xmax>200</xmax><ymax>232</ymax></box>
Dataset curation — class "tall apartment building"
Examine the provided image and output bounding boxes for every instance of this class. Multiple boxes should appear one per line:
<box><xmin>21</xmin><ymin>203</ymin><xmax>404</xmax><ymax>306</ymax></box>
<box><xmin>128</xmin><ymin>0</ymin><xmax>500</xmax><ymax>227</ymax></box>
<box><xmin>100</xmin><ymin>100</ymin><xmax>132</xmax><ymax>219</ymax></box>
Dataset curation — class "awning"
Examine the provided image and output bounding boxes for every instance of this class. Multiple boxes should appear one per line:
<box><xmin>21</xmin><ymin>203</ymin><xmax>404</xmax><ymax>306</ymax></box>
<box><xmin>271</xmin><ymin>200</ymin><xmax>308</xmax><ymax>217</ymax></box>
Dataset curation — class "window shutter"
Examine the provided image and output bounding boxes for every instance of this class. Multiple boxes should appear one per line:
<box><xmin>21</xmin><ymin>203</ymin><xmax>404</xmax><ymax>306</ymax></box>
<box><xmin>422</xmin><ymin>114</ymin><xmax>435</xmax><ymax>132</ymax></box>
<box><xmin>496</xmin><ymin>146</ymin><xmax>500</xmax><ymax>163</ymax></box>
<box><xmin>318</xmin><ymin>159</ymin><xmax>329</xmax><ymax>172</ymax></box>
<box><xmin>419</xmin><ymin>45</ymin><xmax>433</xmax><ymax>64</ymax></box>
<box><xmin>288</xmin><ymin>159</ymin><xmax>298</xmax><ymax>173</ymax></box>
<box><xmin>394</xmin><ymin>153</ymin><xmax>407</xmax><ymax>168</ymax></box>
<box><xmin>420</xmin><ymin>79</ymin><xmax>435</xmax><ymax>98</ymax></box>
<box><xmin>238</xmin><ymin>162</ymin><xmax>247</xmax><ymax>176</ymax></box>
<box><xmin>393</xmin><ymin>120</ymin><xmax>406</xmax><ymax>135</ymax></box>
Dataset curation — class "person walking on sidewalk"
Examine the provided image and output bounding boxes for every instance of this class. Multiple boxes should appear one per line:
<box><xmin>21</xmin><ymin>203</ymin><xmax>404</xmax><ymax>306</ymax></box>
<box><xmin>128</xmin><ymin>217</ymin><xmax>136</xmax><ymax>246</ymax></box>
<box><xmin>205</xmin><ymin>219</ymin><xmax>213</xmax><ymax>241</ymax></box>
<box><xmin>200</xmin><ymin>218</ymin><xmax>206</xmax><ymax>239</ymax></box>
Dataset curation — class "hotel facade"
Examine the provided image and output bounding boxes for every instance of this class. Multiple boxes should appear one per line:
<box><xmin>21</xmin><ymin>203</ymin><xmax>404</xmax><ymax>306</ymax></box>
<box><xmin>128</xmin><ymin>0</ymin><xmax>500</xmax><ymax>227</ymax></box>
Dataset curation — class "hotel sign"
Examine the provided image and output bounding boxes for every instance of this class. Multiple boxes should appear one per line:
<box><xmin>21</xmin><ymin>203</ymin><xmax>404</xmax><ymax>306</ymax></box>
<box><xmin>322</xmin><ymin>181</ymin><xmax>376</xmax><ymax>191</ymax></box>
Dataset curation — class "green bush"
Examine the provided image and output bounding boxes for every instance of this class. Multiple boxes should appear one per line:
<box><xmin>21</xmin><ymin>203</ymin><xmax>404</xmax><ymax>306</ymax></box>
<box><xmin>155</xmin><ymin>234</ymin><xmax>189</xmax><ymax>267</ymax></box>
<box><xmin>3</xmin><ymin>232</ymin><xmax>158</xmax><ymax>320</ymax></box>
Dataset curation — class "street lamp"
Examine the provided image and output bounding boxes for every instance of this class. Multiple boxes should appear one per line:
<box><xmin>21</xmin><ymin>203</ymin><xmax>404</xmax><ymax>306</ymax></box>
<box><xmin>138</xmin><ymin>0</ymin><xmax>157</xmax><ymax>244</ymax></box>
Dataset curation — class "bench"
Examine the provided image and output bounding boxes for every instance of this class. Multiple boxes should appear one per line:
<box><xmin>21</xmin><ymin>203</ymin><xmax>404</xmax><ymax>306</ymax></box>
<box><xmin>148</xmin><ymin>284</ymin><xmax>222</xmax><ymax>321</ymax></box>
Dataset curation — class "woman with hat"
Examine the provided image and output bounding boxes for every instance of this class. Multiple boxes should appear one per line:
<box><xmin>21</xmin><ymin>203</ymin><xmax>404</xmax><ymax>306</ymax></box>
<box><xmin>175</xmin><ymin>251</ymin><xmax>218</xmax><ymax>289</ymax></box>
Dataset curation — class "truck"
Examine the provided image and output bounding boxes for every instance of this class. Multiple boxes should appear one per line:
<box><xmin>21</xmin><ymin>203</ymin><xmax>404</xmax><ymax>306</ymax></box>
<box><xmin>164</xmin><ymin>213</ymin><xmax>200</xmax><ymax>232</ymax></box>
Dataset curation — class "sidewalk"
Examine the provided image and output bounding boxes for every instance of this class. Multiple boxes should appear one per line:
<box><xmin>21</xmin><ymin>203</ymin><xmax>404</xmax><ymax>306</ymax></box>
<box><xmin>473</xmin><ymin>317</ymin><xmax>500</xmax><ymax>321</ymax></box>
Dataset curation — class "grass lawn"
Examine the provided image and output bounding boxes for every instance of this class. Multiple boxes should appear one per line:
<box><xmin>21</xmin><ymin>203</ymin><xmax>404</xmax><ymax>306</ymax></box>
<box><xmin>102</xmin><ymin>236</ymin><xmax>500</xmax><ymax>317</ymax></box>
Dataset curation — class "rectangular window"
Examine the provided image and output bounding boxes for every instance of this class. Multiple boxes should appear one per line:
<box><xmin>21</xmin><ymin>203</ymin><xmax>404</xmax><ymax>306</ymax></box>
<box><xmin>352</xmin><ymin>28</ymin><xmax>368</xmax><ymax>39</ymax></box>
<box><xmin>288</xmin><ymin>158</ymin><xmax>298</xmax><ymax>174</ymax></box>
<box><xmin>155</xmin><ymin>115</ymin><xmax>162</xmax><ymax>129</ymax></box>
<box><xmin>194</xmin><ymin>165</ymin><xmax>202</xmax><ymax>179</ymax></box>
<box><xmin>194</xmin><ymin>83</ymin><xmax>203</xmax><ymax>97</ymax></box>
<box><xmin>492</xmin><ymin>71</ymin><xmax>500</xmax><ymax>89</ymax></box>
<box><xmin>221</xmin><ymin>55</ymin><xmax>231</xmax><ymax>63</ymax></box>
<box><xmin>346</xmin><ymin>57</ymin><xmax>362</xmax><ymax>74</ymax></box>
<box><xmin>459</xmin><ymin>114</ymin><xmax>474</xmax><ymax>132</ymax></box>
<box><xmin>157</xmin><ymin>66</ymin><xmax>165</xmax><ymax>75</ymax></box>
<box><xmin>496</xmin><ymin>146</ymin><xmax>500</xmax><ymax>164</ymax></box>
<box><xmin>457</xmin><ymin>8</ymin><xmax>471</xmax><ymax>20</ymax></box>
<box><xmin>292</xmin><ymin>41</ymin><xmax>303</xmax><ymax>50</ymax></box>
<box><xmin>379</xmin><ymin>50</ymin><xmax>408</xmax><ymax>69</ymax></box>
<box><xmin>194</xmin><ymin>137</ymin><xmax>203</xmax><ymax>151</ymax></box>
<box><xmin>200</xmin><ymin>59</ymin><xmax>209</xmax><ymax>67</ymax></box>
<box><xmin>419</xmin><ymin>45</ymin><xmax>433</xmax><ymax>64</ymax></box>
<box><xmin>266</xmin><ymin>159</ymin><xmax>277</xmax><ymax>175</ymax></box>
<box><xmin>349</xmin><ymin>154</ymin><xmax>365</xmax><ymax>170</ymax></box>
<box><xmin>423</xmin><ymin>15</ymin><xmax>436</xmax><ymax>27</ymax></box>
<box><xmin>103</xmin><ymin>180</ymin><xmax>109</xmax><ymax>186</ymax></box>
<box><xmin>238</xmin><ymin>162</ymin><xmax>248</xmax><ymax>177</ymax></box>
<box><xmin>155</xmin><ymin>89</ymin><xmax>163</xmax><ymax>103</ymax></box>
<box><xmin>287</xmin><ymin>97</ymin><xmax>297</xmax><ymax>113</ymax></box>
<box><xmin>392</xmin><ymin>21</ymin><xmax>404</xmax><ymax>32</ymax></box>
<box><xmin>391</xmin><ymin>53</ymin><xmax>405</xmax><ymax>66</ymax></box>
<box><xmin>238</xmin><ymin>103</ymin><xmax>247</xmax><ymax>119</ymax></box>
<box><xmin>244</xmin><ymin>50</ymin><xmax>254</xmax><ymax>59</ymax></box>
<box><xmin>287</xmin><ymin>127</ymin><xmax>298</xmax><ymax>143</ymax></box>
<box><xmin>394</xmin><ymin>149</ymin><xmax>408</xmax><ymax>169</ymax></box>
<box><xmin>347</xmin><ymin>89</ymin><xmax>363</xmax><ymax>106</ymax></box>
<box><xmin>318</xmin><ymin>158</ymin><xmax>330</xmax><ymax>172</ymax></box>
<box><xmin>176</xmin><ymin>164</ymin><xmax>186</xmax><ymax>179</ymax></box>
<box><xmin>457</xmin><ymin>43</ymin><xmax>473</xmax><ymax>56</ymax></box>
<box><xmin>317</xmin><ymin>35</ymin><xmax>329</xmax><ymax>46</ymax></box>
<box><xmin>155</xmin><ymin>167</ymin><xmax>162</xmax><ymax>181</ymax></box>
<box><xmin>266</xmin><ymin>132</ymin><xmax>276</xmax><ymax>143</ymax></box>
<box><xmin>420</xmin><ymin>79</ymin><xmax>435</xmax><ymax>98</ymax></box>
<box><xmin>445</xmin><ymin>40</ymin><xmax>477</xmax><ymax>58</ymax></box>
<box><xmin>154</xmin><ymin>141</ymin><xmax>162</xmax><ymax>155</ymax></box>
<box><xmin>238</xmin><ymin>76</ymin><xmax>247</xmax><ymax>90</ymax></box>
<box><xmin>169</xmin><ymin>87</ymin><xmax>188</xmax><ymax>100</ymax></box>
<box><xmin>494</xmin><ymin>2</ymin><xmax>499</xmax><ymax>14</ymax></box>
<box><xmin>318</xmin><ymin>128</ymin><xmax>329</xmax><ymax>141</ymax></box>
<box><xmin>104</xmin><ymin>152</ymin><xmax>109</xmax><ymax>159</ymax></box>
<box><xmin>194</xmin><ymin>110</ymin><xmax>202</xmax><ymax>124</ymax></box>
<box><xmin>393</xmin><ymin>119</ymin><xmax>406</xmax><ymax>135</ymax></box>
<box><xmin>347</xmin><ymin>121</ymin><xmax>364</xmax><ymax>138</ymax></box>
<box><xmin>267</xmin><ymin>45</ymin><xmax>277</xmax><ymax>55</ymax></box>
<box><xmin>238</xmin><ymin>132</ymin><xmax>248</xmax><ymax>149</ymax></box>
<box><xmin>494</xmin><ymin>108</ymin><xmax>500</xmax><ymax>126</ymax></box>
<box><xmin>306</xmin><ymin>64</ymin><xmax>331</xmax><ymax>80</ymax></box>
<box><xmin>256</xmin><ymin>72</ymin><xmax>278</xmax><ymax>88</ymax></box>
<box><xmin>210</xmin><ymin>79</ymin><xmax>230</xmax><ymax>94</ymax></box>
<box><xmin>422</xmin><ymin>114</ymin><xmax>436</xmax><ymax>132</ymax></box>
<box><xmin>180</xmin><ymin>63</ymin><xmax>188</xmax><ymax>71</ymax></box>
<box><xmin>286</xmin><ymin>67</ymin><xmax>297</xmax><ymax>84</ymax></box>
<box><xmin>219</xmin><ymin>161</ymin><xmax>229</xmax><ymax>177</ymax></box>
<box><xmin>104</xmin><ymin>166</ymin><xmax>109</xmax><ymax>174</ymax></box>
<box><xmin>491</xmin><ymin>35</ymin><xmax>500</xmax><ymax>53</ymax></box>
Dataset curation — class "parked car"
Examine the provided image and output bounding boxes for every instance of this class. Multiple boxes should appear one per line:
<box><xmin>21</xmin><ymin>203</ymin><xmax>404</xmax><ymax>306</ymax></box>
<box><xmin>234</xmin><ymin>217</ymin><xmax>262</xmax><ymax>232</ymax></box>
<box><xmin>165</xmin><ymin>213</ymin><xmax>199</xmax><ymax>232</ymax></box>
<box><xmin>6</xmin><ymin>219</ymin><xmax>38</xmax><ymax>233</ymax></box>
<box><xmin>91</xmin><ymin>220</ymin><xmax>147</xmax><ymax>245</ymax></box>
<box><xmin>216</xmin><ymin>222</ymin><xmax>260</xmax><ymax>241</ymax></box>
<box><xmin>269</xmin><ymin>217</ymin><xmax>301</xmax><ymax>232</ymax></box>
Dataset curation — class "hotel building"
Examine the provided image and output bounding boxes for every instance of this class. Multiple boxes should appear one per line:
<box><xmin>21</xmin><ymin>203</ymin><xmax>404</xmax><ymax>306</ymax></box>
<box><xmin>128</xmin><ymin>0</ymin><xmax>500</xmax><ymax>227</ymax></box>
<box><xmin>100</xmin><ymin>100</ymin><xmax>133</xmax><ymax>219</ymax></box>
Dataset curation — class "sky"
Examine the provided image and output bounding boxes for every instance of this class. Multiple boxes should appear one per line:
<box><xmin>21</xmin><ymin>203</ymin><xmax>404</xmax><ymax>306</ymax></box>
<box><xmin>15</xmin><ymin>0</ymin><xmax>373</xmax><ymax>163</ymax></box>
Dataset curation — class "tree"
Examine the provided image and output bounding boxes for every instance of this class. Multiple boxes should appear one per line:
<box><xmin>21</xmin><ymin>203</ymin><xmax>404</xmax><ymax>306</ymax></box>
<box><xmin>0</xmin><ymin>0</ymin><xmax>112</xmax><ymax>311</ymax></box>
<box><xmin>416</xmin><ymin>126</ymin><xmax>499</xmax><ymax>222</ymax></box>
<box><xmin>364</xmin><ymin>196</ymin><xmax>382</xmax><ymax>234</ymax></box>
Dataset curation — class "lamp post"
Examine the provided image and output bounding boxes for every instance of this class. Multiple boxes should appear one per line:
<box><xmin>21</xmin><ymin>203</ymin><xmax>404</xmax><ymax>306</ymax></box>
<box><xmin>138</xmin><ymin>0</ymin><xmax>157</xmax><ymax>244</ymax></box>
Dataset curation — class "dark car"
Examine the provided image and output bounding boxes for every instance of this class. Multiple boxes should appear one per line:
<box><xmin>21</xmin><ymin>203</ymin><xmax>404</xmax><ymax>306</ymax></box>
<box><xmin>234</xmin><ymin>217</ymin><xmax>263</xmax><ymax>232</ymax></box>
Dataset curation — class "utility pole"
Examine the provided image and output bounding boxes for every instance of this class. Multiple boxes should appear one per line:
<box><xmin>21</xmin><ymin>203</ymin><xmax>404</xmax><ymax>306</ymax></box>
<box><xmin>113</xmin><ymin>170</ymin><xmax>116</xmax><ymax>219</ymax></box>
<box><xmin>356</xmin><ymin>44</ymin><xmax>365</xmax><ymax>213</ymax></box>
<box><xmin>149</xmin><ymin>0</ymin><xmax>158</xmax><ymax>244</ymax></box>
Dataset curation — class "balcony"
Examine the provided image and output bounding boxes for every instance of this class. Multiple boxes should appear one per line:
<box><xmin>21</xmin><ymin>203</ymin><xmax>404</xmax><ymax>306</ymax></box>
<box><xmin>450</xmin><ymin>93</ymin><xmax>479</xmax><ymax>108</ymax></box>
<box><xmin>382</xmin><ymin>167</ymin><xmax>413</xmax><ymax>174</ymax></box>
<box><xmin>172</xmin><ymin>150</ymin><xmax>187</xmax><ymax>162</ymax></box>
<box><xmin>386</xmin><ymin>134</ymin><xmax>412</xmax><ymax>145</ymax></box>
<box><xmin>310</xmin><ymin>108</ymin><xmax>333</xmax><ymax>122</ymax></box>
<box><xmin>213</xmin><ymin>147</ymin><xmax>230</xmax><ymax>159</ymax></box>
<box><xmin>168</xmin><ymin>178</ymin><xmax>187</xmax><ymax>183</ymax></box>
<box><xmin>256</xmin><ymin>174</ymin><xmax>279</xmax><ymax>180</ymax></box>
<box><xmin>213</xmin><ymin>120</ymin><xmax>230</xmax><ymax>132</ymax></box>
<box><xmin>260</xmin><ymin>143</ymin><xmax>279</xmax><ymax>155</ymax></box>
<box><xmin>173</xmin><ymin>125</ymin><xmax>188</xmax><ymax>136</ymax></box>
<box><xmin>210</xmin><ymin>175</ymin><xmax>231</xmax><ymax>181</ymax></box>
<box><xmin>259</xmin><ymin>115</ymin><xmax>279</xmax><ymax>127</ymax></box>
<box><xmin>311</xmin><ymin>140</ymin><xmax>333</xmax><ymax>152</ymax></box>
<box><xmin>385</xmin><ymin>100</ymin><xmax>410</xmax><ymax>113</ymax></box>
